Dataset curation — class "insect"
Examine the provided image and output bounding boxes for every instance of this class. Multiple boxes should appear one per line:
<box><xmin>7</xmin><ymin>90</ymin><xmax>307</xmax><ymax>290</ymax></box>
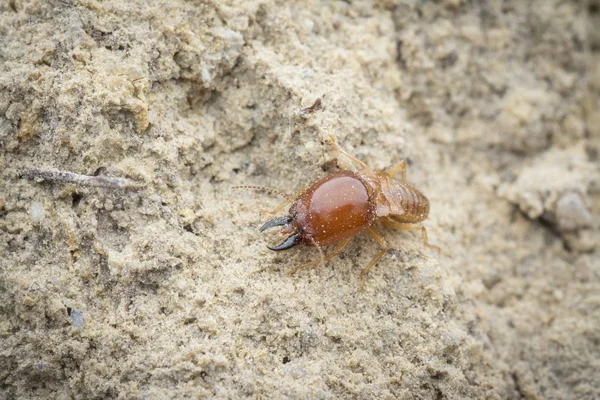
<box><xmin>237</xmin><ymin>136</ymin><xmax>439</xmax><ymax>280</ymax></box>
<box><xmin>299</xmin><ymin>98</ymin><xmax>323</xmax><ymax>117</ymax></box>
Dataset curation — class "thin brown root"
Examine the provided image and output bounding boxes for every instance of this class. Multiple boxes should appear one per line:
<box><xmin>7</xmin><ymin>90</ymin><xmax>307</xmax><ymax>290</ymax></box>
<box><xmin>232</xmin><ymin>185</ymin><xmax>292</xmax><ymax>203</ymax></box>
<box><xmin>21</xmin><ymin>167</ymin><xmax>145</xmax><ymax>189</ymax></box>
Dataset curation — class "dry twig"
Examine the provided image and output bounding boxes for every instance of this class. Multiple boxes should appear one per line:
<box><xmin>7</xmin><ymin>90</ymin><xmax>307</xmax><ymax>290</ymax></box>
<box><xmin>21</xmin><ymin>167</ymin><xmax>145</xmax><ymax>189</ymax></box>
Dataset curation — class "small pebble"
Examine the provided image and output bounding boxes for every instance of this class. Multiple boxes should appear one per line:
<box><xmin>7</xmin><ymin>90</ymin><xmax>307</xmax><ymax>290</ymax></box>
<box><xmin>556</xmin><ymin>192</ymin><xmax>592</xmax><ymax>232</ymax></box>
<box><xmin>70</xmin><ymin>309</ymin><xmax>85</xmax><ymax>329</ymax></box>
<box><xmin>30</xmin><ymin>202</ymin><xmax>45</xmax><ymax>222</ymax></box>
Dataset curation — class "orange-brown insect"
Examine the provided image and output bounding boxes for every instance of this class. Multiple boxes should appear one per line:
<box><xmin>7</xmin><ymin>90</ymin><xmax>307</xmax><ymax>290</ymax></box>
<box><xmin>237</xmin><ymin>136</ymin><xmax>438</xmax><ymax>280</ymax></box>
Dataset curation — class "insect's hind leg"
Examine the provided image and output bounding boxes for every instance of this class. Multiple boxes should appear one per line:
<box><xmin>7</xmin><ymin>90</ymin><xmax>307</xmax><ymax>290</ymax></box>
<box><xmin>326</xmin><ymin>135</ymin><xmax>368</xmax><ymax>170</ymax></box>
<box><xmin>381</xmin><ymin>218</ymin><xmax>440</xmax><ymax>253</ymax></box>
<box><xmin>288</xmin><ymin>237</ymin><xmax>352</xmax><ymax>275</ymax></box>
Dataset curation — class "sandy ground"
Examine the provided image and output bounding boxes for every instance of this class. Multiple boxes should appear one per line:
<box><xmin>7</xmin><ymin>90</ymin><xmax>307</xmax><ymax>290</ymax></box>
<box><xmin>1</xmin><ymin>1</ymin><xmax>599</xmax><ymax>399</ymax></box>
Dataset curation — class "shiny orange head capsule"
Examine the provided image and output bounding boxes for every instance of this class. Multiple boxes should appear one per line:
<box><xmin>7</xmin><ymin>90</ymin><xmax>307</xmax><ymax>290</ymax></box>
<box><xmin>241</xmin><ymin>136</ymin><xmax>439</xmax><ymax>279</ymax></box>
<box><xmin>260</xmin><ymin>170</ymin><xmax>376</xmax><ymax>249</ymax></box>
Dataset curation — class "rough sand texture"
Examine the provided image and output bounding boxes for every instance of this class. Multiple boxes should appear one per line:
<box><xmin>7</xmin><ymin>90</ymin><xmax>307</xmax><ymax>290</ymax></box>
<box><xmin>1</xmin><ymin>1</ymin><xmax>598</xmax><ymax>399</ymax></box>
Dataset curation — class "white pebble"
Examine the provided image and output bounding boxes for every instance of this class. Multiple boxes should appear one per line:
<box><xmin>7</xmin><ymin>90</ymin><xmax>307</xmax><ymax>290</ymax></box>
<box><xmin>30</xmin><ymin>202</ymin><xmax>45</xmax><ymax>222</ymax></box>
<box><xmin>556</xmin><ymin>192</ymin><xmax>592</xmax><ymax>231</ymax></box>
<box><xmin>70</xmin><ymin>309</ymin><xmax>85</xmax><ymax>329</ymax></box>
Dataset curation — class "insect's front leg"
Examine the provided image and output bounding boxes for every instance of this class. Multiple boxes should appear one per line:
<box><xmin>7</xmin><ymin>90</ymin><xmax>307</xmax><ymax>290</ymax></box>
<box><xmin>387</xmin><ymin>161</ymin><xmax>407</xmax><ymax>184</ymax></box>
<box><xmin>326</xmin><ymin>135</ymin><xmax>368</xmax><ymax>170</ymax></box>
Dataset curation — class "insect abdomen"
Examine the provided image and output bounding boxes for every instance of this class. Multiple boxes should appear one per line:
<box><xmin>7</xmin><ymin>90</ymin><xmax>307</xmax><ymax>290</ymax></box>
<box><xmin>388</xmin><ymin>184</ymin><xmax>430</xmax><ymax>223</ymax></box>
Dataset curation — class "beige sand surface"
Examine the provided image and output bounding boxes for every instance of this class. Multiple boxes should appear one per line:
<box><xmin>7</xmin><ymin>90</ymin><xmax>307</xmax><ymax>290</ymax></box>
<box><xmin>1</xmin><ymin>1</ymin><xmax>598</xmax><ymax>399</ymax></box>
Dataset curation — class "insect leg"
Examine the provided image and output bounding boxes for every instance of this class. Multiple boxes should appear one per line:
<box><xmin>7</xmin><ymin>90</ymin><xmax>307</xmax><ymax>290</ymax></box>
<box><xmin>381</xmin><ymin>219</ymin><xmax>440</xmax><ymax>253</ymax></box>
<box><xmin>387</xmin><ymin>161</ymin><xmax>407</xmax><ymax>184</ymax></box>
<box><xmin>326</xmin><ymin>135</ymin><xmax>368</xmax><ymax>169</ymax></box>
<box><xmin>233</xmin><ymin>185</ymin><xmax>295</xmax><ymax>215</ymax></box>
<box><xmin>359</xmin><ymin>227</ymin><xmax>388</xmax><ymax>284</ymax></box>
<box><xmin>262</xmin><ymin>200</ymin><xmax>292</xmax><ymax>215</ymax></box>
<box><xmin>310</xmin><ymin>236</ymin><xmax>326</xmax><ymax>270</ymax></box>
<box><xmin>288</xmin><ymin>237</ymin><xmax>352</xmax><ymax>275</ymax></box>
<box><xmin>261</xmin><ymin>187</ymin><xmax>307</xmax><ymax>215</ymax></box>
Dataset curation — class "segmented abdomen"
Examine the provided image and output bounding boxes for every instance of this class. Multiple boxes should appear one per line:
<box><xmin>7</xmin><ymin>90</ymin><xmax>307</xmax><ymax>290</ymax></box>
<box><xmin>388</xmin><ymin>183</ymin><xmax>430</xmax><ymax>223</ymax></box>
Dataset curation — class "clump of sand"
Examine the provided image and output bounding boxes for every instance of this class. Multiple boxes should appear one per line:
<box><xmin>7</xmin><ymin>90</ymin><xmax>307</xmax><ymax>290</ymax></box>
<box><xmin>1</xmin><ymin>1</ymin><xmax>598</xmax><ymax>399</ymax></box>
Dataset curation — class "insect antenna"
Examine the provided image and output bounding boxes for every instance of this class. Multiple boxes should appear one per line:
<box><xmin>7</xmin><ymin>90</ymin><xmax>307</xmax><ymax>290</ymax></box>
<box><xmin>232</xmin><ymin>185</ymin><xmax>292</xmax><ymax>203</ymax></box>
